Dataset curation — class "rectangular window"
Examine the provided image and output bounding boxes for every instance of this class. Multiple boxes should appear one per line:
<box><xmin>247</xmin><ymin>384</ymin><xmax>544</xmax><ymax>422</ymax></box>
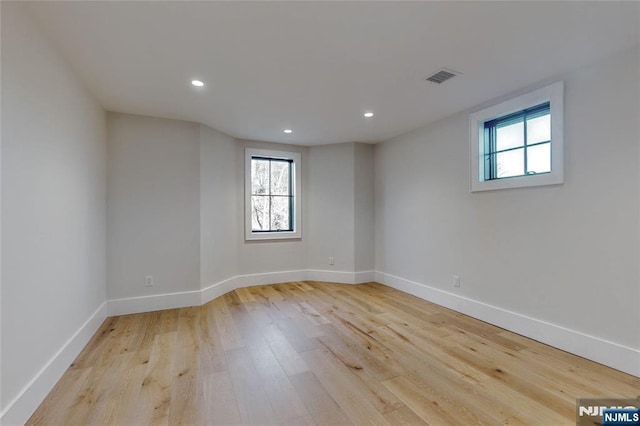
<box><xmin>250</xmin><ymin>157</ymin><xmax>293</xmax><ymax>232</ymax></box>
<box><xmin>470</xmin><ymin>81</ymin><xmax>564</xmax><ymax>192</ymax></box>
<box><xmin>483</xmin><ymin>102</ymin><xmax>551</xmax><ymax>181</ymax></box>
<box><xmin>245</xmin><ymin>148</ymin><xmax>301</xmax><ymax>240</ymax></box>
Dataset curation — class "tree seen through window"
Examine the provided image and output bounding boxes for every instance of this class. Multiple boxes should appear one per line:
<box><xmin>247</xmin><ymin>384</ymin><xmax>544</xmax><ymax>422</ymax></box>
<box><xmin>250</xmin><ymin>157</ymin><xmax>293</xmax><ymax>232</ymax></box>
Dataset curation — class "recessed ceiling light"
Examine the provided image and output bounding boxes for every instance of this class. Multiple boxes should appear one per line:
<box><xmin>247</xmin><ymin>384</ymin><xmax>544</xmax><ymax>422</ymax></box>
<box><xmin>284</xmin><ymin>129</ymin><xmax>293</xmax><ymax>134</ymax></box>
<box><xmin>191</xmin><ymin>80</ymin><xmax>205</xmax><ymax>87</ymax></box>
<box><xmin>364</xmin><ymin>112</ymin><xmax>374</xmax><ymax>118</ymax></box>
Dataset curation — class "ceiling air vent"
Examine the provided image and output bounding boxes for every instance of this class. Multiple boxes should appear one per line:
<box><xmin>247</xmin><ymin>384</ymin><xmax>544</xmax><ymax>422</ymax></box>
<box><xmin>426</xmin><ymin>68</ymin><xmax>460</xmax><ymax>84</ymax></box>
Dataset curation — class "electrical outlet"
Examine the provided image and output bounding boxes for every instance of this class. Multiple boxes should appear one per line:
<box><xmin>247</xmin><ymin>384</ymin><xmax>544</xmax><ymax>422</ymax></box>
<box><xmin>145</xmin><ymin>275</ymin><xmax>154</xmax><ymax>287</ymax></box>
<box><xmin>329</xmin><ymin>256</ymin><xmax>335</xmax><ymax>265</ymax></box>
<box><xmin>453</xmin><ymin>275</ymin><xmax>460</xmax><ymax>288</ymax></box>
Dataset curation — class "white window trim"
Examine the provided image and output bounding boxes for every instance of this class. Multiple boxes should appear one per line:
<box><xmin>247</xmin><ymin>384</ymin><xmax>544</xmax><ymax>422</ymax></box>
<box><xmin>245</xmin><ymin>148</ymin><xmax>302</xmax><ymax>241</ymax></box>
<box><xmin>469</xmin><ymin>81</ymin><xmax>564</xmax><ymax>192</ymax></box>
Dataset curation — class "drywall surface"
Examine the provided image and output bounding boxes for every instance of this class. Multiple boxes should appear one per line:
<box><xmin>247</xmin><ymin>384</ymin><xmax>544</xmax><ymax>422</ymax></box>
<box><xmin>200</xmin><ymin>124</ymin><xmax>238</xmax><ymax>287</ymax></box>
<box><xmin>354</xmin><ymin>143</ymin><xmax>375</xmax><ymax>272</ymax></box>
<box><xmin>1</xmin><ymin>0</ymin><xmax>107</xmax><ymax>415</ymax></box>
<box><xmin>375</xmin><ymin>47</ymin><xmax>640</xmax><ymax>350</ymax></box>
<box><xmin>235</xmin><ymin>140</ymin><xmax>309</xmax><ymax>275</ymax></box>
<box><xmin>107</xmin><ymin>113</ymin><xmax>200</xmax><ymax>299</ymax></box>
<box><xmin>307</xmin><ymin>143</ymin><xmax>356</xmax><ymax>271</ymax></box>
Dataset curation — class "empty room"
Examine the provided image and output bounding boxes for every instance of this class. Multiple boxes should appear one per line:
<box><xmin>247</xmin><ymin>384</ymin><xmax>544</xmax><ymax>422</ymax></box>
<box><xmin>2</xmin><ymin>1</ymin><xmax>639</xmax><ymax>425</ymax></box>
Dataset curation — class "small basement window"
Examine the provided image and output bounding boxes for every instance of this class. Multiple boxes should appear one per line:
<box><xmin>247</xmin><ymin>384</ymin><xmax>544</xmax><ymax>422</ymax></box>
<box><xmin>470</xmin><ymin>81</ymin><xmax>564</xmax><ymax>192</ymax></box>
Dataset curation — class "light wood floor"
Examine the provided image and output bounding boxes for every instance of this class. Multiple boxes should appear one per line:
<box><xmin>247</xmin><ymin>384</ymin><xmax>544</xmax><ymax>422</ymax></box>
<box><xmin>28</xmin><ymin>281</ymin><xmax>639</xmax><ymax>425</ymax></box>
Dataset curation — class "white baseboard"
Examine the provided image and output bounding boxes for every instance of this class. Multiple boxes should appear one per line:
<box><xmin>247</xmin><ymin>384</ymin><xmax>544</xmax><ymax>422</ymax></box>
<box><xmin>107</xmin><ymin>289</ymin><xmax>201</xmax><ymax>316</ymax></box>
<box><xmin>0</xmin><ymin>302</ymin><xmax>108</xmax><ymax>425</ymax></box>
<box><xmin>308</xmin><ymin>269</ymin><xmax>375</xmax><ymax>284</ymax></box>
<box><xmin>234</xmin><ymin>269</ymin><xmax>308</xmax><ymax>287</ymax></box>
<box><xmin>113</xmin><ymin>269</ymin><xmax>377</xmax><ymax>313</ymax></box>
<box><xmin>375</xmin><ymin>271</ymin><xmax>640</xmax><ymax>378</ymax></box>
<box><xmin>201</xmin><ymin>275</ymin><xmax>238</xmax><ymax>305</ymax></box>
<box><xmin>354</xmin><ymin>270</ymin><xmax>376</xmax><ymax>284</ymax></box>
<box><xmin>200</xmin><ymin>270</ymin><xmax>308</xmax><ymax>305</ymax></box>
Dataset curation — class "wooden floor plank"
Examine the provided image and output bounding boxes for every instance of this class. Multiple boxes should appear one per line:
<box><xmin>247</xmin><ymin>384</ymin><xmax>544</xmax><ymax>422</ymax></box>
<box><xmin>133</xmin><ymin>331</ymin><xmax>176</xmax><ymax>425</ymax></box>
<box><xmin>212</xmin><ymin>297</ymin><xmax>245</xmax><ymax>352</ymax></box>
<box><xmin>202</xmin><ymin>371</ymin><xmax>241</xmax><ymax>425</ymax></box>
<box><xmin>263</xmin><ymin>326</ymin><xmax>310</xmax><ymax>376</ymax></box>
<box><xmin>288</xmin><ymin>371</ymin><xmax>351</xmax><ymax>422</ymax></box>
<box><xmin>383</xmin><ymin>404</ymin><xmax>428</xmax><ymax>426</ymax></box>
<box><xmin>235</xmin><ymin>287</ymin><xmax>256</xmax><ymax>303</ymax></box>
<box><xmin>233</xmin><ymin>304</ymin><xmax>311</xmax><ymax>423</ymax></box>
<box><xmin>27</xmin><ymin>367</ymin><xmax>93</xmax><ymax>426</ymax></box>
<box><xmin>382</xmin><ymin>375</ymin><xmax>465</xmax><ymax>425</ymax></box>
<box><xmin>224</xmin><ymin>347</ymin><xmax>279</xmax><ymax>425</ymax></box>
<box><xmin>300</xmin><ymin>349</ymin><xmax>390</xmax><ymax>425</ymax></box>
<box><xmin>27</xmin><ymin>281</ymin><xmax>639</xmax><ymax>426</ymax></box>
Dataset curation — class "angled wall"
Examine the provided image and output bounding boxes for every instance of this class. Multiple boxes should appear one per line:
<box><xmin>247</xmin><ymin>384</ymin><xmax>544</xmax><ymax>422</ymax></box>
<box><xmin>307</xmin><ymin>143</ymin><xmax>356</xmax><ymax>272</ymax></box>
<box><xmin>200</xmin><ymin>124</ymin><xmax>238</xmax><ymax>289</ymax></box>
<box><xmin>306</xmin><ymin>142</ymin><xmax>375</xmax><ymax>281</ymax></box>
<box><xmin>106</xmin><ymin>125</ymin><xmax>375</xmax><ymax>313</ymax></box>
<box><xmin>354</xmin><ymin>143</ymin><xmax>375</xmax><ymax>273</ymax></box>
<box><xmin>1</xmin><ymin>2</ymin><xmax>107</xmax><ymax>422</ymax></box>
<box><xmin>107</xmin><ymin>113</ymin><xmax>201</xmax><ymax>311</ymax></box>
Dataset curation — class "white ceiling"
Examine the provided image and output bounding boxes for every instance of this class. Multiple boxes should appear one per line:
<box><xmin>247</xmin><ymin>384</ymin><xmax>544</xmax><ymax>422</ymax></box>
<box><xmin>24</xmin><ymin>1</ymin><xmax>639</xmax><ymax>146</ymax></box>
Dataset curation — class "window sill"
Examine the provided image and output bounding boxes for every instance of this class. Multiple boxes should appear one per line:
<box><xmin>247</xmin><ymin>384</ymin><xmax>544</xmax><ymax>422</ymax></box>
<box><xmin>471</xmin><ymin>172</ymin><xmax>563</xmax><ymax>192</ymax></box>
<box><xmin>245</xmin><ymin>231</ymin><xmax>302</xmax><ymax>241</ymax></box>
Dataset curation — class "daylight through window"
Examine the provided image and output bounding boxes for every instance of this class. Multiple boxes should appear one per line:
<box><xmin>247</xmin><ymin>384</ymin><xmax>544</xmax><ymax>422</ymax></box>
<box><xmin>483</xmin><ymin>102</ymin><xmax>551</xmax><ymax>180</ymax></box>
<box><xmin>469</xmin><ymin>81</ymin><xmax>564</xmax><ymax>192</ymax></box>
<box><xmin>250</xmin><ymin>157</ymin><xmax>293</xmax><ymax>232</ymax></box>
<box><xmin>245</xmin><ymin>148</ymin><xmax>301</xmax><ymax>240</ymax></box>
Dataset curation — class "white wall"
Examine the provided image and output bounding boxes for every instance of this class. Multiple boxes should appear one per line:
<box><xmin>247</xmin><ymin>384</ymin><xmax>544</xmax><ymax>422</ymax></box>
<box><xmin>305</xmin><ymin>142</ymin><xmax>375</xmax><ymax>275</ymax></box>
<box><xmin>1</xmin><ymin>2</ymin><xmax>107</xmax><ymax>421</ymax></box>
<box><xmin>200</xmin><ymin>124</ymin><xmax>238</xmax><ymax>287</ymax></box>
<box><xmin>307</xmin><ymin>143</ymin><xmax>355</xmax><ymax>271</ymax></box>
<box><xmin>6</xmin><ymin>3</ymin><xmax>636</xmax><ymax>422</ymax></box>
<box><xmin>107</xmin><ymin>113</ymin><xmax>200</xmax><ymax>301</ymax></box>
<box><xmin>235</xmin><ymin>140</ymin><xmax>309</xmax><ymax>275</ymax></box>
<box><xmin>375</xmin><ymin>48</ymin><xmax>640</xmax><ymax>354</ymax></box>
<box><xmin>354</xmin><ymin>143</ymin><xmax>375</xmax><ymax>272</ymax></box>
<box><xmin>106</xmin><ymin>122</ymin><xmax>376</xmax><ymax>306</ymax></box>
